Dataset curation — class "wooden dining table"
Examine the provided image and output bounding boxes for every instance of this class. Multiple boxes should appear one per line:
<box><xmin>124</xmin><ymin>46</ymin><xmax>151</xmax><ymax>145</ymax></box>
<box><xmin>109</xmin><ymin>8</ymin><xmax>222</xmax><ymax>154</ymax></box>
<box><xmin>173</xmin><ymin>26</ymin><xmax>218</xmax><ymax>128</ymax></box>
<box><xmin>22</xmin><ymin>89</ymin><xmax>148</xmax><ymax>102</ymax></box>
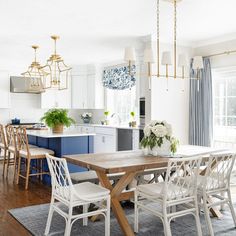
<box><xmin>64</xmin><ymin>145</ymin><xmax>228</xmax><ymax>236</ymax></box>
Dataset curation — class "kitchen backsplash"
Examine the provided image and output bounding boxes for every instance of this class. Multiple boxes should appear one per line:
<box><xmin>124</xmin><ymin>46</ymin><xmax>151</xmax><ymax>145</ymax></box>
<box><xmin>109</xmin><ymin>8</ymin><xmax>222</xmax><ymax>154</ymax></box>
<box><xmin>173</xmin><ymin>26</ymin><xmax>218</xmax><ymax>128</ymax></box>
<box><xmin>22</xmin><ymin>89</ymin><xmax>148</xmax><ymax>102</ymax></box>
<box><xmin>0</xmin><ymin>93</ymin><xmax>105</xmax><ymax>125</ymax></box>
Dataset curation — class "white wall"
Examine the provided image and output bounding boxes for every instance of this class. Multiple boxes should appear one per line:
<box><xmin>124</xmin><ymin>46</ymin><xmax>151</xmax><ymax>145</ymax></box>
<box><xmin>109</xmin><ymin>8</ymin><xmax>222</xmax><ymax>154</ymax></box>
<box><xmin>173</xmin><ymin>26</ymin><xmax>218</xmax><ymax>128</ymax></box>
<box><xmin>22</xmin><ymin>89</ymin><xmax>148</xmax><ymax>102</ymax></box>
<box><xmin>149</xmin><ymin>40</ymin><xmax>194</xmax><ymax>144</ymax></box>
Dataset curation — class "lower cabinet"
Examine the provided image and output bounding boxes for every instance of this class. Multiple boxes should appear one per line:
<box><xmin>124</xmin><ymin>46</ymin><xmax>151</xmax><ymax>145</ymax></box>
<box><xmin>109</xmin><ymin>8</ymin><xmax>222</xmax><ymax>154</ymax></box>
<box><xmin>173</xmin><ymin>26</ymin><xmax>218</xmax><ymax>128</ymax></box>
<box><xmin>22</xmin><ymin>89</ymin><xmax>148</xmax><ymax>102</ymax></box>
<box><xmin>76</xmin><ymin>125</ymin><xmax>139</xmax><ymax>153</ymax></box>
<box><xmin>94</xmin><ymin>127</ymin><xmax>117</xmax><ymax>153</ymax></box>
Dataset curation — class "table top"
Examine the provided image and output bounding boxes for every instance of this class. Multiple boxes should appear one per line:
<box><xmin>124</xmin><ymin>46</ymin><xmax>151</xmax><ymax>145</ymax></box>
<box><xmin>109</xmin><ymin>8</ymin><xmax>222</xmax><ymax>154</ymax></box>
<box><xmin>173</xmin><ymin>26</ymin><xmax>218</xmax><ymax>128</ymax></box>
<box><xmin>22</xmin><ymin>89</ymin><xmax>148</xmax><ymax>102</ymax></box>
<box><xmin>64</xmin><ymin>145</ymin><xmax>228</xmax><ymax>174</ymax></box>
<box><xmin>27</xmin><ymin>130</ymin><xmax>96</xmax><ymax>138</ymax></box>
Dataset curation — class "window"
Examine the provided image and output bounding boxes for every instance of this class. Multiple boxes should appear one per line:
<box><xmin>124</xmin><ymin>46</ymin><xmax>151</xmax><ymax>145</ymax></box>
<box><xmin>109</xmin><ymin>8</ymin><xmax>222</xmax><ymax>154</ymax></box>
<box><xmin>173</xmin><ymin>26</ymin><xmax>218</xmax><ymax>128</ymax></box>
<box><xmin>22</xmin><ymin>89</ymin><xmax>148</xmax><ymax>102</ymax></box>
<box><xmin>212</xmin><ymin>67</ymin><xmax>236</xmax><ymax>146</ymax></box>
<box><xmin>106</xmin><ymin>86</ymin><xmax>137</xmax><ymax>124</ymax></box>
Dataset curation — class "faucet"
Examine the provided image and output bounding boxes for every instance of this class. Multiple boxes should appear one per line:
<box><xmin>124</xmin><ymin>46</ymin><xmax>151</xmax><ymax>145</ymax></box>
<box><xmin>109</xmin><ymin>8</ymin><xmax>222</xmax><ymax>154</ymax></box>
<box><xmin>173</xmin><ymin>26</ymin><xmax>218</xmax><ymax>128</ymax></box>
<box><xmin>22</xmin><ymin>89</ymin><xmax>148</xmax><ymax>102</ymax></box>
<box><xmin>111</xmin><ymin>113</ymin><xmax>122</xmax><ymax>125</ymax></box>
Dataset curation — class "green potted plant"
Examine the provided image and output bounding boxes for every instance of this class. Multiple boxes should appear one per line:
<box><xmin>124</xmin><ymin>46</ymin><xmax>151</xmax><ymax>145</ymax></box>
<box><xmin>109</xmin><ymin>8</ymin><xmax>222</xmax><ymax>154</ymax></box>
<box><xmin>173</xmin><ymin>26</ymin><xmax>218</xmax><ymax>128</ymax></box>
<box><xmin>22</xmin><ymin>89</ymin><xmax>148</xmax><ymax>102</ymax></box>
<box><xmin>130</xmin><ymin>111</ymin><xmax>136</xmax><ymax>127</ymax></box>
<box><xmin>41</xmin><ymin>109</ymin><xmax>75</xmax><ymax>133</ymax></box>
<box><xmin>104</xmin><ymin>111</ymin><xmax>110</xmax><ymax>125</ymax></box>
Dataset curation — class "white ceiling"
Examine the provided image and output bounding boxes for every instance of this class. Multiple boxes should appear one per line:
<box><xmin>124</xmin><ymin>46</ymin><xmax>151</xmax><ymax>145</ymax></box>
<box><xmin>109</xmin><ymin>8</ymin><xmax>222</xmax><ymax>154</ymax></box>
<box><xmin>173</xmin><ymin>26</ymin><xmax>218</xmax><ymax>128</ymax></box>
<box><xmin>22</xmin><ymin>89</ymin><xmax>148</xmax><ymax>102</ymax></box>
<box><xmin>1</xmin><ymin>0</ymin><xmax>236</xmax><ymax>71</ymax></box>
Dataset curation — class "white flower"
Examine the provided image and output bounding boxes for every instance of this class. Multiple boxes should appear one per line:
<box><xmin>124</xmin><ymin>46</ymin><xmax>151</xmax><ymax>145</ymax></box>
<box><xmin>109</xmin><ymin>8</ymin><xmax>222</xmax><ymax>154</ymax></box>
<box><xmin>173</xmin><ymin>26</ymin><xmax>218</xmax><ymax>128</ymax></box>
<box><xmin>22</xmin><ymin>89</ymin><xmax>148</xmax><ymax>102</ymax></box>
<box><xmin>144</xmin><ymin>125</ymin><xmax>152</xmax><ymax>137</ymax></box>
<box><xmin>162</xmin><ymin>120</ymin><xmax>167</xmax><ymax>126</ymax></box>
<box><xmin>165</xmin><ymin>123</ymin><xmax>172</xmax><ymax>136</ymax></box>
<box><xmin>149</xmin><ymin>120</ymin><xmax>160</xmax><ymax>126</ymax></box>
<box><xmin>151</xmin><ymin>124</ymin><xmax>168</xmax><ymax>138</ymax></box>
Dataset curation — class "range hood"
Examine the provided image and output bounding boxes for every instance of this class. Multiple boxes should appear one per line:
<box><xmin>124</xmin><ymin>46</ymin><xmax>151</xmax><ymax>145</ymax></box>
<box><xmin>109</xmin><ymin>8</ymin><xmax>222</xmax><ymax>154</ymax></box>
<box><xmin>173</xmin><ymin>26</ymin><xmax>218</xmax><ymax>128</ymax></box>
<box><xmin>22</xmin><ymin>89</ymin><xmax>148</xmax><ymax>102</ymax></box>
<box><xmin>10</xmin><ymin>76</ymin><xmax>45</xmax><ymax>94</ymax></box>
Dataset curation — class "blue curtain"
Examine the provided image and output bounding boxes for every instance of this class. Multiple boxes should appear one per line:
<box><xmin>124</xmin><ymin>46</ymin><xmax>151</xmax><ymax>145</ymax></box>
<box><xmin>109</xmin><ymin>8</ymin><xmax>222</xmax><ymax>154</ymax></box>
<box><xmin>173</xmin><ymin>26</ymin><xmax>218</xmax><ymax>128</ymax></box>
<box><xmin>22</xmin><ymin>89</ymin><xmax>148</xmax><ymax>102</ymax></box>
<box><xmin>189</xmin><ymin>58</ymin><xmax>213</xmax><ymax>147</ymax></box>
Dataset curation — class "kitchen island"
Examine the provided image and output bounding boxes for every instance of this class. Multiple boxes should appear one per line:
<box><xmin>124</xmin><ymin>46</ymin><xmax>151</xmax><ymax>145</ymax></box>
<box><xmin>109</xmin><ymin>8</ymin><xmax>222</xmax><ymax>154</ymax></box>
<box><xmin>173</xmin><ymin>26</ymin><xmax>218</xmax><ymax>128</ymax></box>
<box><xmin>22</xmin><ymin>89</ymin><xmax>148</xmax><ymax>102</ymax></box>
<box><xmin>27</xmin><ymin>130</ymin><xmax>95</xmax><ymax>184</ymax></box>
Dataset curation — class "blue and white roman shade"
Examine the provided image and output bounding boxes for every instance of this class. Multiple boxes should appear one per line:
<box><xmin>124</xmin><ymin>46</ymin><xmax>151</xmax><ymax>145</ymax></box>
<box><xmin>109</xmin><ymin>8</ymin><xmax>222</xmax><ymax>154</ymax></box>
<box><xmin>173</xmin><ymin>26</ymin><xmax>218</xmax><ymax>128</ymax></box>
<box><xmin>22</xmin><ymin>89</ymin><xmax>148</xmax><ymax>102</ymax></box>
<box><xmin>102</xmin><ymin>65</ymin><xmax>136</xmax><ymax>90</ymax></box>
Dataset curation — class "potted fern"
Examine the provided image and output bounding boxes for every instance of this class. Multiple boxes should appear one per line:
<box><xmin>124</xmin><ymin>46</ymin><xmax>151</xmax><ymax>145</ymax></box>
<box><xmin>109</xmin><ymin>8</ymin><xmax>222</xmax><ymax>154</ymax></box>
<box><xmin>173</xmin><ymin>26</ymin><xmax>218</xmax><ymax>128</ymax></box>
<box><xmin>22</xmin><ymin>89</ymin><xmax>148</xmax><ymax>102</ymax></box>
<box><xmin>41</xmin><ymin>109</ymin><xmax>75</xmax><ymax>133</ymax></box>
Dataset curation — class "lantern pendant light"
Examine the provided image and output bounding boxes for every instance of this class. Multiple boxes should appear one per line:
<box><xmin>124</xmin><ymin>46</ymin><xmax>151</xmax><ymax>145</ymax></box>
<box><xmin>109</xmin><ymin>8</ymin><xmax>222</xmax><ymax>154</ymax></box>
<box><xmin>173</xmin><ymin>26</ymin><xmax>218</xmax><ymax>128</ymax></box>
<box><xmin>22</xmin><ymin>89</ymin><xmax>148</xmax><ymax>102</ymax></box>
<box><xmin>41</xmin><ymin>35</ymin><xmax>72</xmax><ymax>90</ymax></box>
<box><xmin>21</xmin><ymin>45</ymin><xmax>48</xmax><ymax>93</ymax></box>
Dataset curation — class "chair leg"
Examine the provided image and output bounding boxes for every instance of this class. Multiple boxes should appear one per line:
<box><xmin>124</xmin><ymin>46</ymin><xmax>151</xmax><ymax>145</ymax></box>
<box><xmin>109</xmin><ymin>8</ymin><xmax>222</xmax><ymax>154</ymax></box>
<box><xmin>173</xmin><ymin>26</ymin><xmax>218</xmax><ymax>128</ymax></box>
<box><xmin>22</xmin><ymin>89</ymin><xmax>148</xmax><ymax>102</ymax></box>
<box><xmin>227</xmin><ymin>190</ymin><xmax>236</xmax><ymax>227</ymax></box>
<box><xmin>194</xmin><ymin>198</ymin><xmax>203</xmax><ymax>236</ymax></box>
<box><xmin>2</xmin><ymin>149</ymin><xmax>7</xmax><ymax>177</ymax></box>
<box><xmin>6</xmin><ymin>151</ymin><xmax>11</xmax><ymax>177</ymax></box>
<box><xmin>83</xmin><ymin>204</ymin><xmax>88</xmax><ymax>226</ymax></box>
<box><xmin>105</xmin><ymin>196</ymin><xmax>110</xmax><ymax>236</ymax></box>
<box><xmin>202</xmin><ymin>194</ymin><xmax>214</xmax><ymax>236</ymax></box>
<box><xmin>134</xmin><ymin>191</ymin><xmax>139</xmax><ymax>233</ymax></box>
<box><xmin>64</xmin><ymin>206</ymin><xmax>73</xmax><ymax>236</ymax></box>
<box><xmin>25</xmin><ymin>158</ymin><xmax>31</xmax><ymax>190</ymax></box>
<box><xmin>16</xmin><ymin>156</ymin><xmax>22</xmax><ymax>184</ymax></box>
<box><xmin>13</xmin><ymin>153</ymin><xmax>18</xmax><ymax>183</ymax></box>
<box><xmin>45</xmin><ymin>198</ymin><xmax>55</xmax><ymax>236</ymax></box>
<box><xmin>163</xmin><ymin>215</ymin><xmax>172</xmax><ymax>236</ymax></box>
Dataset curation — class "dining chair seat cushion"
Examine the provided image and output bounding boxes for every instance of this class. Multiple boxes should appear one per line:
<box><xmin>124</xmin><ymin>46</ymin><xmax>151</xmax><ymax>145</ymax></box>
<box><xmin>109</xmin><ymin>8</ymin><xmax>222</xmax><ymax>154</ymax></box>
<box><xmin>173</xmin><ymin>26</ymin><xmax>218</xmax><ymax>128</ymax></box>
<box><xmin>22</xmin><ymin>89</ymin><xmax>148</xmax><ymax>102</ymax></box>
<box><xmin>137</xmin><ymin>182</ymin><xmax>189</xmax><ymax>200</ymax></box>
<box><xmin>8</xmin><ymin>144</ymin><xmax>38</xmax><ymax>152</ymax></box>
<box><xmin>56</xmin><ymin>182</ymin><xmax>110</xmax><ymax>201</ymax></box>
<box><xmin>73</xmin><ymin>182</ymin><xmax>110</xmax><ymax>200</ymax></box>
<box><xmin>19</xmin><ymin>148</ymin><xmax>54</xmax><ymax>157</ymax></box>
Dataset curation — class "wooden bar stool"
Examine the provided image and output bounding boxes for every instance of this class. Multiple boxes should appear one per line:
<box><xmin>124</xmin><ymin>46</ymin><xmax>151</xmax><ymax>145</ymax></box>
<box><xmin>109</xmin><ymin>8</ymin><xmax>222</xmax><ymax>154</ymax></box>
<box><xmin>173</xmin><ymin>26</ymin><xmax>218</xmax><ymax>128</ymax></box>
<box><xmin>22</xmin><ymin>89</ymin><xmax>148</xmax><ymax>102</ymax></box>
<box><xmin>5</xmin><ymin>125</ymin><xmax>18</xmax><ymax>179</ymax></box>
<box><xmin>0</xmin><ymin>124</ymin><xmax>8</xmax><ymax>177</ymax></box>
<box><xmin>16</xmin><ymin>128</ymin><xmax>54</xmax><ymax>190</ymax></box>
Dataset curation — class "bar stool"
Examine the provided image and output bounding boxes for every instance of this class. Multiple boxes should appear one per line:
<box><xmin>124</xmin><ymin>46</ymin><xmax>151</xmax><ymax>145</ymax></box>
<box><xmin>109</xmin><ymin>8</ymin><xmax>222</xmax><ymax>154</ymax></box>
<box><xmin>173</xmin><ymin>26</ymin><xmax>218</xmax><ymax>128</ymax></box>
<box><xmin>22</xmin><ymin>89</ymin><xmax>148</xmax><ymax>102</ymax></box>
<box><xmin>0</xmin><ymin>124</ymin><xmax>8</xmax><ymax>176</ymax></box>
<box><xmin>5</xmin><ymin>125</ymin><xmax>18</xmax><ymax>179</ymax></box>
<box><xmin>16</xmin><ymin>128</ymin><xmax>54</xmax><ymax>190</ymax></box>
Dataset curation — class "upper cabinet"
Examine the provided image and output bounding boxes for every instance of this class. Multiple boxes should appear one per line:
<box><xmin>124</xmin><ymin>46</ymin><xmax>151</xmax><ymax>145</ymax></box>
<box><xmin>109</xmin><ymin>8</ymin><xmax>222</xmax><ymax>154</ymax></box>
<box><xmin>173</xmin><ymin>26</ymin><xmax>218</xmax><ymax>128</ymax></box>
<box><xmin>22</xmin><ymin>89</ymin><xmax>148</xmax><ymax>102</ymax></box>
<box><xmin>40</xmin><ymin>77</ymin><xmax>72</xmax><ymax>109</ymax></box>
<box><xmin>0</xmin><ymin>71</ymin><xmax>10</xmax><ymax>108</ymax></box>
<box><xmin>71</xmin><ymin>64</ymin><xmax>104</xmax><ymax>109</ymax></box>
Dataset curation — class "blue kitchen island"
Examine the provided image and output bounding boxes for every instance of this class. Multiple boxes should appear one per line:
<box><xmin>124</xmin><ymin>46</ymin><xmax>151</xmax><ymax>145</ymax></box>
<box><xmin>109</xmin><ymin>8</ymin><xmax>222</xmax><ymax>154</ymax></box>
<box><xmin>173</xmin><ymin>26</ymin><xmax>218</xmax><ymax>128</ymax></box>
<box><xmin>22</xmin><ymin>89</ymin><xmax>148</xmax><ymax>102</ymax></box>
<box><xmin>27</xmin><ymin>130</ymin><xmax>95</xmax><ymax>184</ymax></box>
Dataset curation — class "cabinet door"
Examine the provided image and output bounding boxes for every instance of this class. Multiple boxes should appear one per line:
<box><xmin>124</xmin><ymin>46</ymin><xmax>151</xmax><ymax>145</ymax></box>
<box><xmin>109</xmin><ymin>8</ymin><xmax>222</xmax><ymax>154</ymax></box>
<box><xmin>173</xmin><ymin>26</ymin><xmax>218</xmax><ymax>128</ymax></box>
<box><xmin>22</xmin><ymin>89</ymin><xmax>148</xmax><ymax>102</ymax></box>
<box><xmin>94</xmin><ymin>134</ymin><xmax>105</xmax><ymax>153</ymax></box>
<box><xmin>41</xmin><ymin>78</ymin><xmax>71</xmax><ymax>109</ymax></box>
<box><xmin>40</xmin><ymin>89</ymin><xmax>56</xmax><ymax>108</ymax></box>
<box><xmin>0</xmin><ymin>71</ymin><xmax>10</xmax><ymax>108</ymax></box>
<box><xmin>87</xmin><ymin>74</ymin><xmax>95</xmax><ymax>109</ymax></box>
<box><xmin>71</xmin><ymin>75</ymin><xmax>88</xmax><ymax>109</ymax></box>
<box><xmin>132</xmin><ymin>129</ymin><xmax>140</xmax><ymax>150</ymax></box>
<box><xmin>94</xmin><ymin>133</ymin><xmax>116</xmax><ymax>153</ymax></box>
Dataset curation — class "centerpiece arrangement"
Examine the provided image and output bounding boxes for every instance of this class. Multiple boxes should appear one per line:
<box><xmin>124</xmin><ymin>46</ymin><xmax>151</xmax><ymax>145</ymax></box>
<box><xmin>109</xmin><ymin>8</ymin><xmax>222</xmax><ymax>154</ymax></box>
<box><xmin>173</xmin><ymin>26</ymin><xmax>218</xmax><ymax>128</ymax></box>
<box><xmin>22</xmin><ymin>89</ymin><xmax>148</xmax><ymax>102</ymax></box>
<box><xmin>140</xmin><ymin>120</ymin><xmax>179</xmax><ymax>156</ymax></box>
<box><xmin>41</xmin><ymin>108</ymin><xmax>75</xmax><ymax>133</ymax></box>
<box><xmin>81</xmin><ymin>112</ymin><xmax>92</xmax><ymax>124</ymax></box>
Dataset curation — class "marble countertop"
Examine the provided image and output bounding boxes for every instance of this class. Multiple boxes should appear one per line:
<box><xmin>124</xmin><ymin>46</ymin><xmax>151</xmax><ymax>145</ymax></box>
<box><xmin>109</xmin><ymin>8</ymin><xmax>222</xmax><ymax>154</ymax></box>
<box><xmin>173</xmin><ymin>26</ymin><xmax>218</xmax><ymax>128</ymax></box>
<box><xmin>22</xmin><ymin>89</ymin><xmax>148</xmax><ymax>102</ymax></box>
<box><xmin>27</xmin><ymin>130</ymin><xmax>96</xmax><ymax>138</ymax></box>
<box><xmin>76</xmin><ymin>123</ymin><xmax>141</xmax><ymax>130</ymax></box>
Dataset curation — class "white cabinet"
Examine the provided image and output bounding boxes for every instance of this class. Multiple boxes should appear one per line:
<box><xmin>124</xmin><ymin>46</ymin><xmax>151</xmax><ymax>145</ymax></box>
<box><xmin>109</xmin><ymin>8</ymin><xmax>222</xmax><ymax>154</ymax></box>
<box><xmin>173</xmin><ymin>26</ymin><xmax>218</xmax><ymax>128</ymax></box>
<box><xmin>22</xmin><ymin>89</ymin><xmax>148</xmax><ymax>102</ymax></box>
<box><xmin>71</xmin><ymin>64</ymin><xmax>104</xmax><ymax>109</ymax></box>
<box><xmin>94</xmin><ymin>127</ymin><xmax>117</xmax><ymax>153</ymax></box>
<box><xmin>132</xmin><ymin>129</ymin><xmax>140</xmax><ymax>150</ymax></box>
<box><xmin>40</xmin><ymin>77</ymin><xmax>72</xmax><ymax>109</ymax></box>
<box><xmin>0</xmin><ymin>71</ymin><xmax>10</xmax><ymax>108</ymax></box>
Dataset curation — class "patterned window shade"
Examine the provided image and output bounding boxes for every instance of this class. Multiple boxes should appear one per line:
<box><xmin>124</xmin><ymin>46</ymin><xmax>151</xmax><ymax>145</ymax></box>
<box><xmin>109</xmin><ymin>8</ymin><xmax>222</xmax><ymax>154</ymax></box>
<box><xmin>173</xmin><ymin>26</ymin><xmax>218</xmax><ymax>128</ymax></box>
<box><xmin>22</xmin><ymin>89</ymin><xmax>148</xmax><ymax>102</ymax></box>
<box><xmin>102</xmin><ymin>65</ymin><xmax>136</xmax><ymax>90</ymax></box>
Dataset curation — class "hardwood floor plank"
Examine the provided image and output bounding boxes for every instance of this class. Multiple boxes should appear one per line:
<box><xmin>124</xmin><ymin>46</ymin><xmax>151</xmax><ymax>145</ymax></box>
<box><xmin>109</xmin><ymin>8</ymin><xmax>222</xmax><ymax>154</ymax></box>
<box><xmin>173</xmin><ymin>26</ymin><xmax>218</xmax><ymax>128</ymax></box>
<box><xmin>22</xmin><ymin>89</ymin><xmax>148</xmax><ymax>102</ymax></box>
<box><xmin>0</xmin><ymin>164</ymin><xmax>51</xmax><ymax>236</ymax></box>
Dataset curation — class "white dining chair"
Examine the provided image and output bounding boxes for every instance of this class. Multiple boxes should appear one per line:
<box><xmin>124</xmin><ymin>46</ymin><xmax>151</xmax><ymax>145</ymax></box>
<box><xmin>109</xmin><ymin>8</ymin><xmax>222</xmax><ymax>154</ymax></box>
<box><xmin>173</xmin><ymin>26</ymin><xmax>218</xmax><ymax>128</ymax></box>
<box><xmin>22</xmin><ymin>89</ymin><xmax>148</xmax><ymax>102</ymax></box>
<box><xmin>197</xmin><ymin>152</ymin><xmax>236</xmax><ymax>236</ymax></box>
<box><xmin>134</xmin><ymin>156</ymin><xmax>203</xmax><ymax>236</ymax></box>
<box><xmin>45</xmin><ymin>154</ymin><xmax>110</xmax><ymax>236</ymax></box>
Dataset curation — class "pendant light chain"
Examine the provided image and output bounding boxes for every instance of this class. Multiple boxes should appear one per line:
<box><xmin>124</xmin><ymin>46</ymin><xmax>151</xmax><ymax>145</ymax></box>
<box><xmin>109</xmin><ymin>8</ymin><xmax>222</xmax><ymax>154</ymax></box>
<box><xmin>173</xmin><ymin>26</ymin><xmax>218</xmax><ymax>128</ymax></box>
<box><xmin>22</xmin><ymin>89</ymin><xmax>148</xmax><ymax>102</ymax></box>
<box><xmin>157</xmin><ymin>0</ymin><xmax>160</xmax><ymax>77</ymax></box>
<box><xmin>174</xmin><ymin>0</ymin><xmax>177</xmax><ymax>79</ymax></box>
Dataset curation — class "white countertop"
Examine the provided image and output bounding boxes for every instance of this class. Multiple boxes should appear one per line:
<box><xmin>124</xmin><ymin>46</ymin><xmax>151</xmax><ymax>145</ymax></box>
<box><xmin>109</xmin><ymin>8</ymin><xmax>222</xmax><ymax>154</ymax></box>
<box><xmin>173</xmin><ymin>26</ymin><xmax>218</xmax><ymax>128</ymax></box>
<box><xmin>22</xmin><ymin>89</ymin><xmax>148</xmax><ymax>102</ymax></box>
<box><xmin>27</xmin><ymin>130</ymin><xmax>96</xmax><ymax>138</ymax></box>
<box><xmin>76</xmin><ymin>123</ymin><xmax>141</xmax><ymax>130</ymax></box>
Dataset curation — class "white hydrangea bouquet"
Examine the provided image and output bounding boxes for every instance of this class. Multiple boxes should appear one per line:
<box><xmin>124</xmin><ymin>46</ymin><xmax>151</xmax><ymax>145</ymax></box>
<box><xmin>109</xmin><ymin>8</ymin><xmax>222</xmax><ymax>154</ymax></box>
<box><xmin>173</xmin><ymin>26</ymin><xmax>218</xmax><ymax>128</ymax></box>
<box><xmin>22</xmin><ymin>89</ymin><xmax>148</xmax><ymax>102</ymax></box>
<box><xmin>140</xmin><ymin>120</ymin><xmax>179</xmax><ymax>156</ymax></box>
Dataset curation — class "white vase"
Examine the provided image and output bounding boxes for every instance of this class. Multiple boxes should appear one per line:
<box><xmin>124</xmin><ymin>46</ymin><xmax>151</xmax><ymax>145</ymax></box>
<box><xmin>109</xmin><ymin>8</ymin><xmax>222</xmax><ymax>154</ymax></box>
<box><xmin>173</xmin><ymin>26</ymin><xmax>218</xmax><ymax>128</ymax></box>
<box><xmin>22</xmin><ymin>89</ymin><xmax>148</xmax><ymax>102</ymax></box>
<box><xmin>150</xmin><ymin>139</ymin><xmax>171</xmax><ymax>156</ymax></box>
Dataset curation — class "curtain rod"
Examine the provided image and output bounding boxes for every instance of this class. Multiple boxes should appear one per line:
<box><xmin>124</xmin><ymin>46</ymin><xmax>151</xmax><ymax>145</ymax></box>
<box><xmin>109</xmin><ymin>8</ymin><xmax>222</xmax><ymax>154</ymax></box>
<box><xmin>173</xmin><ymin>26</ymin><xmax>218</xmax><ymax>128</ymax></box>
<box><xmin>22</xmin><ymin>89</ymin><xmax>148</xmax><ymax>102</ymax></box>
<box><xmin>205</xmin><ymin>50</ymin><xmax>236</xmax><ymax>58</ymax></box>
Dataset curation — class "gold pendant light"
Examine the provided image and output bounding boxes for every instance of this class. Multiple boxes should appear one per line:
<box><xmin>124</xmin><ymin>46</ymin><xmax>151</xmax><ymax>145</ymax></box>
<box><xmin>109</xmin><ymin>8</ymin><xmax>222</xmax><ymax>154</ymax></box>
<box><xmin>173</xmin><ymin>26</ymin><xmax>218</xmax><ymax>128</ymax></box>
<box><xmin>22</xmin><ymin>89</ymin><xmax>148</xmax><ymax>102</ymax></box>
<box><xmin>144</xmin><ymin>0</ymin><xmax>189</xmax><ymax>82</ymax></box>
<box><xmin>21</xmin><ymin>45</ymin><xmax>48</xmax><ymax>92</ymax></box>
<box><xmin>41</xmin><ymin>35</ymin><xmax>72</xmax><ymax>90</ymax></box>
